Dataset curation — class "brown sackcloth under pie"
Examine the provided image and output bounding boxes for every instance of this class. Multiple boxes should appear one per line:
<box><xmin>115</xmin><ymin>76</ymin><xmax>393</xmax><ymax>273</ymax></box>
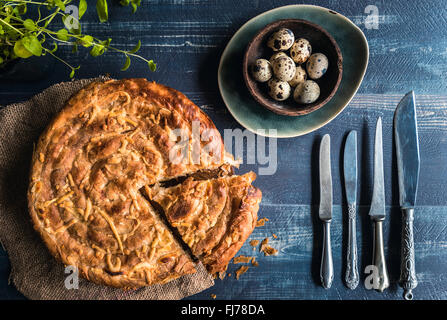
<box><xmin>0</xmin><ymin>77</ymin><xmax>214</xmax><ymax>299</ymax></box>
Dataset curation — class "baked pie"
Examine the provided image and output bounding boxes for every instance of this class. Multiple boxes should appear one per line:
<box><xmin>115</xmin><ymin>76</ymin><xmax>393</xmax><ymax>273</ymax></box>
<box><xmin>27</xmin><ymin>79</ymin><xmax>262</xmax><ymax>288</ymax></box>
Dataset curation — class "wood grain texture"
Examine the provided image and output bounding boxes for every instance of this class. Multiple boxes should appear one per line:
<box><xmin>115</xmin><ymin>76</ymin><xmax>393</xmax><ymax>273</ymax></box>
<box><xmin>0</xmin><ymin>0</ymin><xmax>446</xmax><ymax>300</ymax></box>
<box><xmin>189</xmin><ymin>205</ymin><xmax>447</xmax><ymax>300</ymax></box>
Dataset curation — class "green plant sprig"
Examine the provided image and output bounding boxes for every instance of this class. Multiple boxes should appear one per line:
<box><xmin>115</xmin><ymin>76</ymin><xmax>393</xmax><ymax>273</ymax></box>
<box><xmin>0</xmin><ymin>0</ymin><xmax>152</xmax><ymax>78</ymax></box>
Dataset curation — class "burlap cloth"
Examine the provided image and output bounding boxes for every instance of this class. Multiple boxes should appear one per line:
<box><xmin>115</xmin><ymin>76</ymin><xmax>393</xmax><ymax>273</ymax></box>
<box><xmin>0</xmin><ymin>77</ymin><xmax>215</xmax><ymax>300</ymax></box>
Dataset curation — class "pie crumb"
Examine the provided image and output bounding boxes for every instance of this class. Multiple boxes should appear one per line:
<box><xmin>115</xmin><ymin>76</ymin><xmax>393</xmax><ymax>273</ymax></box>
<box><xmin>250</xmin><ymin>239</ymin><xmax>260</xmax><ymax>247</ymax></box>
<box><xmin>260</xmin><ymin>237</ymin><xmax>278</xmax><ymax>256</ymax></box>
<box><xmin>262</xmin><ymin>245</ymin><xmax>278</xmax><ymax>256</ymax></box>
<box><xmin>211</xmin><ymin>294</ymin><xmax>217</xmax><ymax>299</ymax></box>
<box><xmin>259</xmin><ymin>237</ymin><xmax>269</xmax><ymax>252</ymax></box>
<box><xmin>272</xmin><ymin>233</ymin><xmax>278</xmax><ymax>239</ymax></box>
<box><xmin>235</xmin><ymin>266</ymin><xmax>249</xmax><ymax>280</ymax></box>
<box><xmin>251</xmin><ymin>257</ymin><xmax>259</xmax><ymax>267</ymax></box>
<box><xmin>256</xmin><ymin>218</ymin><xmax>269</xmax><ymax>227</ymax></box>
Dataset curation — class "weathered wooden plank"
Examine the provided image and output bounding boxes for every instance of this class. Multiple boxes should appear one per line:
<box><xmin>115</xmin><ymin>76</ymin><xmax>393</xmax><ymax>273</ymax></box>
<box><xmin>0</xmin><ymin>0</ymin><xmax>447</xmax><ymax>300</ymax></box>
<box><xmin>1</xmin><ymin>92</ymin><xmax>445</xmax><ymax>208</ymax></box>
<box><xmin>1</xmin><ymin>205</ymin><xmax>445</xmax><ymax>299</ymax></box>
<box><xmin>187</xmin><ymin>204</ymin><xmax>447</xmax><ymax>300</ymax></box>
<box><xmin>0</xmin><ymin>0</ymin><xmax>446</xmax><ymax>98</ymax></box>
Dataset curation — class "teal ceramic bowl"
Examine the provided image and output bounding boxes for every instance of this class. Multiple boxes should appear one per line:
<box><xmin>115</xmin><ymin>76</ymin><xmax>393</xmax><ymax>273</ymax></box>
<box><xmin>218</xmin><ymin>5</ymin><xmax>369</xmax><ymax>138</ymax></box>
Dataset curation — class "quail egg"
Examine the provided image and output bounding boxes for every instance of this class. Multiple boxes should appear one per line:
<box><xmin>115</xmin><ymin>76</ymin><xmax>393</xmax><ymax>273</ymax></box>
<box><xmin>290</xmin><ymin>38</ymin><xmax>312</xmax><ymax>64</ymax></box>
<box><xmin>293</xmin><ymin>80</ymin><xmax>320</xmax><ymax>104</ymax></box>
<box><xmin>306</xmin><ymin>53</ymin><xmax>329</xmax><ymax>79</ymax></box>
<box><xmin>272</xmin><ymin>56</ymin><xmax>296</xmax><ymax>82</ymax></box>
<box><xmin>267</xmin><ymin>28</ymin><xmax>295</xmax><ymax>51</ymax></box>
<box><xmin>269</xmin><ymin>52</ymin><xmax>288</xmax><ymax>64</ymax></box>
<box><xmin>268</xmin><ymin>78</ymin><xmax>291</xmax><ymax>101</ymax></box>
<box><xmin>288</xmin><ymin>65</ymin><xmax>307</xmax><ymax>87</ymax></box>
<box><xmin>251</xmin><ymin>59</ymin><xmax>273</xmax><ymax>82</ymax></box>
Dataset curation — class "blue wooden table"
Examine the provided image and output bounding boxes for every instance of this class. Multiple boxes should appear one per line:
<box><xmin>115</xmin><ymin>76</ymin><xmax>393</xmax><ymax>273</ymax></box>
<box><xmin>1</xmin><ymin>0</ymin><xmax>446</xmax><ymax>300</ymax></box>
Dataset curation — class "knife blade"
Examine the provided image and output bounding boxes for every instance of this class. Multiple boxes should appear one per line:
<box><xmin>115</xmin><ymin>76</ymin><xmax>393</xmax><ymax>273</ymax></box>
<box><xmin>344</xmin><ymin>131</ymin><xmax>358</xmax><ymax>204</ymax></box>
<box><xmin>369</xmin><ymin>117</ymin><xmax>389</xmax><ymax>292</ymax></box>
<box><xmin>394</xmin><ymin>91</ymin><xmax>420</xmax><ymax>300</ymax></box>
<box><xmin>395</xmin><ymin>91</ymin><xmax>420</xmax><ymax>209</ymax></box>
<box><xmin>319</xmin><ymin>134</ymin><xmax>333</xmax><ymax>289</ymax></box>
<box><xmin>369</xmin><ymin>117</ymin><xmax>386</xmax><ymax>221</ymax></box>
<box><xmin>343</xmin><ymin>131</ymin><xmax>359</xmax><ymax>289</ymax></box>
<box><xmin>319</xmin><ymin>134</ymin><xmax>332</xmax><ymax>221</ymax></box>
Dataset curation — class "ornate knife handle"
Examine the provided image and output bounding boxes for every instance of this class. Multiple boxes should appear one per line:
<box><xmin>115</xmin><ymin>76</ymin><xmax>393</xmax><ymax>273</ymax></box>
<box><xmin>399</xmin><ymin>208</ymin><xmax>417</xmax><ymax>300</ymax></box>
<box><xmin>345</xmin><ymin>203</ymin><xmax>359</xmax><ymax>289</ymax></box>
<box><xmin>320</xmin><ymin>221</ymin><xmax>334</xmax><ymax>289</ymax></box>
<box><xmin>372</xmin><ymin>220</ymin><xmax>389</xmax><ymax>292</ymax></box>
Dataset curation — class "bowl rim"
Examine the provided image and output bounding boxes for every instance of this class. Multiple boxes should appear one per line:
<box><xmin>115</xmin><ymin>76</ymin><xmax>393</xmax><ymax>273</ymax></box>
<box><xmin>242</xmin><ymin>18</ymin><xmax>343</xmax><ymax>117</ymax></box>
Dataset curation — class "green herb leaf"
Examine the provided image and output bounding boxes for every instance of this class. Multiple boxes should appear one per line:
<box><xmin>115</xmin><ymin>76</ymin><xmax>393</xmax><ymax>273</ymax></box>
<box><xmin>21</xmin><ymin>36</ymin><xmax>43</xmax><ymax>56</ymax></box>
<box><xmin>120</xmin><ymin>0</ymin><xmax>130</xmax><ymax>6</ymax></box>
<box><xmin>148</xmin><ymin>60</ymin><xmax>156</xmax><ymax>72</ymax></box>
<box><xmin>54</xmin><ymin>0</ymin><xmax>66</xmax><ymax>11</ymax></box>
<box><xmin>72</xmin><ymin>43</ymin><xmax>78</xmax><ymax>53</ymax></box>
<box><xmin>56</xmin><ymin>29</ymin><xmax>69</xmax><ymax>41</ymax></box>
<box><xmin>129</xmin><ymin>40</ymin><xmax>141</xmax><ymax>53</ymax></box>
<box><xmin>80</xmin><ymin>35</ymin><xmax>94</xmax><ymax>47</ymax></box>
<box><xmin>96</xmin><ymin>0</ymin><xmax>109</xmax><ymax>23</ymax></box>
<box><xmin>23</xmin><ymin>19</ymin><xmax>36</xmax><ymax>31</ymax></box>
<box><xmin>13</xmin><ymin>4</ymin><xmax>27</xmax><ymax>16</ymax></box>
<box><xmin>69</xmin><ymin>65</ymin><xmax>81</xmax><ymax>78</ymax></box>
<box><xmin>90</xmin><ymin>44</ymin><xmax>105</xmax><ymax>57</ymax></box>
<box><xmin>0</xmin><ymin>56</ymin><xmax>4</xmax><ymax>65</ymax></box>
<box><xmin>62</xmin><ymin>14</ymin><xmax>81</xmax><ymax>35</ymax></box>
<box><xmin>101</xmin><ymin>38</ymin><xmax>112</xmax><ymax>47</ymax></box>
<box><xmin>131</xmin><ymin>0</ymin><xmax>141</xmax><ymax>13</ymax></box>
<box><xmin>50</xmin><ymin>42</ymin><xmax>58</xmax><ymax>53</ymax></box>
<box><xmin>79</xmin><ymin>0</ymin><xmax>88</xmax><ymax>19</ymax></box>
<box><xmin>121</xmin><ymin>55</ymin><xmax>131</xmax><ymax>71</ymax></box>
<box><xmin>13</xmin><ymin>40</ymin><xmax>33</xmax><ymax>58</ymax></box>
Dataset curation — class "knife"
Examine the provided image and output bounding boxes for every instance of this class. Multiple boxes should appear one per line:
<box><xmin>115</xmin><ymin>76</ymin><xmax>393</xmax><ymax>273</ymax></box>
<box><xmin>319</xmin><ymin>134</ymin><xmax>333</xmax><ymax>289</ymax></box>
<box><xmin>369</xmin><ymin>117</ymin><xmax>390</xmax><ymax>292</ymax></box>
<box><xmin>394</xmin><ymin>91</ymin><xmax>420</xmax><ymax>300</ymax></box>
<box><xmin>343</xmin><ymin>131</ymin><xmax>359</xmax><ymax>290</ymax></box>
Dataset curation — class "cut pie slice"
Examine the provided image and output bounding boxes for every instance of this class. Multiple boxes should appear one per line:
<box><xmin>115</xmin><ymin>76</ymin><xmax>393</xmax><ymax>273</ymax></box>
<box><xmin>148</xmin><ymin>172</ymin><xmax>262</xmax><ymax>274</ymax></box>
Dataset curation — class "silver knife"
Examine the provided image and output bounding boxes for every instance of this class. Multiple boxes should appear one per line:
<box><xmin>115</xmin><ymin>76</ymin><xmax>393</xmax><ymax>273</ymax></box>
<box><xmin>369</xmin><ymin>117</ymin><xmax>390</xmax><ymax>292</ymax></box>
<box><xmin>343</xmin><ymin>131</ymin><xmax>359</xmax><ymax>289</ymax></box>
<box><xmin>394</xmin><ymin>91</ymin><xmax>420</xmax><ymax>300</ymax></box>
<box><xmin>319</xmin><ymin>134</ymin><xmax>333</xmax><ymax>289</ymax></box>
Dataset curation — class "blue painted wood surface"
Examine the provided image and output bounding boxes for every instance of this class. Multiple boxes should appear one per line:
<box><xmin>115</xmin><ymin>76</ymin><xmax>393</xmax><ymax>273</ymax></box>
<box><xmin>1</xmin><ymin>0</ymin><xmax>446</xmax><ymax>300</ymax></box>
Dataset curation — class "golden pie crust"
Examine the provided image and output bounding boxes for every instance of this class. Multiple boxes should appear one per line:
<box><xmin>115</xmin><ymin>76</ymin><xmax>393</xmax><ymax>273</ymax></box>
<box><xmin>28</xmin><ymin>79</ymin><xmax>261</xmax><ymax>288</ymax></box>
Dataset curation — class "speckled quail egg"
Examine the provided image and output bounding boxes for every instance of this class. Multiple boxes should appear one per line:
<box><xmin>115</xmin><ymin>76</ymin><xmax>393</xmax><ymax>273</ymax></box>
<box><xmin>271</xmin><ymin>56</ymin><xmax>296</xmax><ymax>82</ymax></box>
<box><xmin>288</xmin><ymin>65</ymin><xmax>307</xmax><ymax>87</ymax></box>
<box><xmin>269</xmin><ymin>52</ymin><xmax>288</xmax><ymax>64</ymax></box>
<box><xmin>251</xmin><ymin>59</ymin><xmax>273</xmax><ymax>82</ymax></box>
<box><xmin>290</xmin><ymin>38</ymin><xmax>312</xmax><ymax>64</ymax></box>
<box><xmin>306</xmin><ymin>53</ymin><xmax>329</xmax><ymax>79</ymax></box>
<box><xmin>268</xmin><ymin>78</ymin><xmax>291</xmax><ymax>101</ymax></box>
<box><xmin>267</xmin><ymin>28</ymin><xmax>295</xmax><ymax>51</ymax></box>
<box><xmin>293</xmin><ymin>80</ymin><xmax>320</xmax><ymax>104</ymax></box>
